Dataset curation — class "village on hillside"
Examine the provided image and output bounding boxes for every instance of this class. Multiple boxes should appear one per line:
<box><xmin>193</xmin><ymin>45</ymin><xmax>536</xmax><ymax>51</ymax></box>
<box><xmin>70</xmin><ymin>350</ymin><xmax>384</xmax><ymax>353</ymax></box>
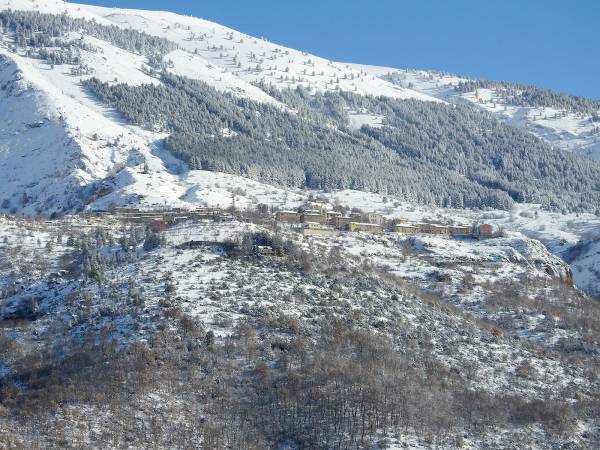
<box><xmin>275</xmin><ymin>207</ymin><xmax>498</xmax><ymax>239</ymax></box>
<box><xmin>62</xmin><ymin>204</ymin><xmax>499</xmax><ymax>241</ymax></box>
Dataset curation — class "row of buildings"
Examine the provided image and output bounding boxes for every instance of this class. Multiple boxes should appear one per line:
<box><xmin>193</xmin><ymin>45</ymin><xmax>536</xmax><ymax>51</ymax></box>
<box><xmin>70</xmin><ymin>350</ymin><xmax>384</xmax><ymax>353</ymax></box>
<box><xmin>276</xmin><ymin>209</ymin><xmax>386</xmax><ymax>236</ymax></box>
<box><xmin>92</xmin><ymin>207</ymin><xmax>230</xmax><ymax>226</ymax></box>
<box><xmin>393</xmin><ymin>222</ymin><xmax>495</xmax><ymax>238</ymax></box>
<box><xmin>275</xmin><ymin>208</ymin><xmax>496</xmax><ymax>239</ymax></box>
<box><xmin>87</xmin><ymin>205</ymin><xmax>496</xmax><ymax>239</ymax></box>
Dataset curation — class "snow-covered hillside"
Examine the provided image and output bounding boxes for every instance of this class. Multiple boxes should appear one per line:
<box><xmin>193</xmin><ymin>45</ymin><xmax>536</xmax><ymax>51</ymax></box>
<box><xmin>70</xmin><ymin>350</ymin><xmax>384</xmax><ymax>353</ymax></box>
<box><xmin>0</xmin><ymin>0</ymin><xmax>599</xmax><ymax>217</ymax></box>
<box><xmin>360</xmin><ymin>65</ymin><xmax>600</xmax><ymax>159</ymax></box>
<box><xmin>3</xmin><ymin>0</ymin><xmax>438</xmax><ymax>103</ymax></box>
<box><xmin>0</xmin><ymin>47</ymin><xmax>159</xmax><ymax>216</ymax></box>
<box><xmin>0</xmin><ymin>0</ymin><xmax>599</xmax><ymax>296</ymax></box>
<box><xmin>0</xmin><ymin>0</ymin><xmax>442</xmax><ymax>217</ymax></box>
<box><xmin>1</xmin><ymin>211</ymin><xmax>599</xmax><ymax>448</ymax></box>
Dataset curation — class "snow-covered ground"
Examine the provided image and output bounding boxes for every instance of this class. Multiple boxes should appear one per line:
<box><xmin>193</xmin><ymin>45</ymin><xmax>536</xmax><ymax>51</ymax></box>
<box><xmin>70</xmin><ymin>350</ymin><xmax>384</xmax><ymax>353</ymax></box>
<box><xmin>319</xmin><ymin>192</ymin><xmax>600</xmax><ymax>296</ymax></box>
<box><xmin>0</xmin><ymin>0</ymin><xmax>437</xmax><ymax>218</ymax></box>
<box><xmin>0</xmin><ymin>214</ymin><xmax>593</xmax><ymax>397</ymax></box>
<box><xmin>1</xmin><ymin>0</ymin><xmax>439</xmax><ymax>103</ymax></box>
<box><xmin>90</xmin><ymin>172</ymin><xmax>600</xmax><ymax>298</ymax></box>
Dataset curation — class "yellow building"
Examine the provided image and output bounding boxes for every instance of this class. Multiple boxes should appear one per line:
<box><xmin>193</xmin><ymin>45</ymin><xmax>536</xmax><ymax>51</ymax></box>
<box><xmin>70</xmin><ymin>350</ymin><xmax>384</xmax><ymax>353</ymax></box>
<box><xmin>276</xmin><ymin>211</ymin><xmax>300</xmax><ymax>223</ymax></box>
<box><xmin>334</xmin><ymin>216</ymin><xmax>354</xmax><ymax>229</ymax></box>
<box><xmin>348</xmin><ymin>222</ymin><xmax>383</xmax><ymax>234</ymax></box>
<box><xmin>418</xmin><ymin>223</ymin><xmax>449</xmax><ymax>235</ymax></box>
<box><xmin>301</xmin><ymin>212</ymin><xmax>327</xmax><ymax>225</ymax></box>
<box><xmin>448</xmin><ymin>225</ymin><xmax>472</xmax><ymax>237</ymax></box>
<box><xmin>301</xmin><ymin>222</ymin><xmax>338</xmax><ymax>237</ymax></box>
<box><xmin>326</xmin><ymin>211</ymin><xmax>343</xmax><ymax>225</ymax></box>
<box><xmin>366</xmin><ymin>213</ymin><xmax>385</xmax><ymax>226</ymax></box>
<box><xmin>395</xmin><ymin>224</ymin><xmax>419</xmax><ymax>235</ymax></box>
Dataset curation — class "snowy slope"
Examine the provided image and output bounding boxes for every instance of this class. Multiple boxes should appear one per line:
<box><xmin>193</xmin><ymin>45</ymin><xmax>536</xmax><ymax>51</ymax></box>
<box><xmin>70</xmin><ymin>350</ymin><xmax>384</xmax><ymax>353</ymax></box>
<box><xmin>0</xmin><ymin>0</ymin><xmax>445</xmax><ymax>217</ymax></box>
<box><xmin>0</xmin><ymin>43</ymin><xmax>164</xmax><ymax>215</ymax></box>
<box><xmin>2</xmin><ymin>0</ymin><xmax>598</xmax><ymax>218</ymax></box>
<box><xmin>355</xmin><ymin>65</ymin><xmax>600</xmax><ymax>159</ymax></box>
<box><xmin>0</xmin><ymin>49</ymin><xmax>140</xmax><ymax>216</ymax></box>
<box><xmin>75</xmin><ymin>2</ymin><xmax>439</xmax><ymax>102</ymax></box>
<box><xmin>95</xmin><ymin>0</ymin><xmax>597</xmax><ymax>159</ymax></box>
<box><xmin>2</xmin><ymin>0</ymin><xmax>440</xmax><ymax>103</ymax></box>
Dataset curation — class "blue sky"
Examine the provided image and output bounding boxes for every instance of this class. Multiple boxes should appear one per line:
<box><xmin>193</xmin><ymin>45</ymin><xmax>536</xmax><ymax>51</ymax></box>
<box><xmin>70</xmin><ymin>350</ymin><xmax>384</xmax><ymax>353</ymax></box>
<box><xmin>71</xmin><ymin>0</ymin><xmax>600</xmax><ymax>99</ymax></box>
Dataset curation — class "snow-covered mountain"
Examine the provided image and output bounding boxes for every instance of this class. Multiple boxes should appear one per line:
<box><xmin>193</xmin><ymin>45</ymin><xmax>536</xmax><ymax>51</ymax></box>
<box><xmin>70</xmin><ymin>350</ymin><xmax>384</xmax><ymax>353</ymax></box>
<box><xmin>2</xmin><ymin>3</ymin><xmax>600</xmax><ymax>447</ymax></box>
<box><xmin>0</xmin><ymin>0</ymin><xmax>438</xmax><ymax>216</ymax></box>
<box><xmin>0</xmin><ymin>0</ymin><xmax>598</xmax><ymax>292</ymax></box>
<box><xmin>1</xmin><ymin>0</ymin><xmax>599</xmax><ymax>218</ymax></box>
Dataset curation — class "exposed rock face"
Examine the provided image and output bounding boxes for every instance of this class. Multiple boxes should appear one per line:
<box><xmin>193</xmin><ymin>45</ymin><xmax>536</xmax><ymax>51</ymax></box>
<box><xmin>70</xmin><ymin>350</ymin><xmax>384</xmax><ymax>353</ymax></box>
<box><xmin>412</xmin><ymin>235</ymin><xmax>574</xmax><ymax>285</ymax></box>
<box><xmin>562</xmin><ymin>267</ymin><xmax>574</xmax><ymax>287</ymax></box>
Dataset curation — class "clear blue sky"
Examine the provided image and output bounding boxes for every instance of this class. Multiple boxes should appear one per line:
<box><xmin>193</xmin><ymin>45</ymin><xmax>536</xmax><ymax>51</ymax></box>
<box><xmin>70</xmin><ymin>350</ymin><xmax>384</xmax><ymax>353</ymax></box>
<box><xmin>71</xmin><ymin>0</ymin><xmax>600</xmax><ymax>99</ymax></box>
